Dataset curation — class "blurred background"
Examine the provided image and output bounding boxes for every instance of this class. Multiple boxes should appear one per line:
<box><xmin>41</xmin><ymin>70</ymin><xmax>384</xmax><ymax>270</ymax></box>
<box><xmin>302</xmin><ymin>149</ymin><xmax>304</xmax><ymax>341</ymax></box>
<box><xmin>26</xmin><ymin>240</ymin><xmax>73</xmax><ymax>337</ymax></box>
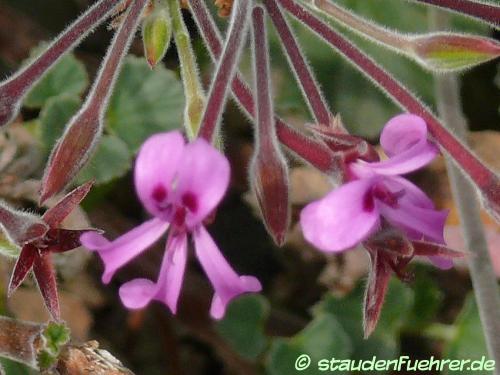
<box><xmin>0</xmin><ymin>0</ymin><xmax>499</xmax><ymax>373</ymax></box>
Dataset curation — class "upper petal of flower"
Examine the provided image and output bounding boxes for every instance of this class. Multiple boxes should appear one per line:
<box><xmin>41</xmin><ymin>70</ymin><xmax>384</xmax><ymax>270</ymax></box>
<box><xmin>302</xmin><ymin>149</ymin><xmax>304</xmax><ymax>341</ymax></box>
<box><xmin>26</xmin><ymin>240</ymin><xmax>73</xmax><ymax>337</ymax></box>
<box><xmin>80</xmin><ymin>218</ymin><xmax>169</xmax><ymax>283</ymax></box>
<box><xmin>380</xmin><ymin>114</ymin><xmax>430</xmax><ymax>157</ymax></box>
<box><xmin>193</xmin><ymin>225</ymin><xmax>261</xmax><ymax>320</ymax></box>
<box><xmin>119</xmin><ymin>232</ymin><xmax>188</xmax><ymax>313</ymax></box>
<box><xmin>300</xmin><ymin>178</ymin><xmax>380</xmax><ymax>252</ymax></box>
<box><xmin>134</xmin><ymin>131</ymin><xmax>185</xmax><ymax>218</ymax></box>
<box><xmin>174</xmin><ymin>139</ymin><xmax>230</xmax><ymax>228</ymax></box>
<box><xmin>351</xmin><ymin>114</ymin><xmax>439</xmax><ymax>177</ymax></box>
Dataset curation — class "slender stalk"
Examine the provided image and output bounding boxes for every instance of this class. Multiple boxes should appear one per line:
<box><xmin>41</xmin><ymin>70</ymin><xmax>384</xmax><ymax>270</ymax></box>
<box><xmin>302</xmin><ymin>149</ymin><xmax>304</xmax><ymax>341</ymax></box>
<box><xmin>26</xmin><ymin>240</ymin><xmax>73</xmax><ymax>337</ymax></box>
<box><xmin>309</xmin><ymin>0</ymin><xmax>409</xmax><ymax>51</ymax></box>
<box><xmin>432</xmin><ymin>10</ymin><xmax>500</xmax><ymax>367</ymax></box>
<box><xmin>198</xmin><ymin>0</ymin><xmax>252</xmax><ymax>143</ymax></box>
<box><xmin>409</xmin><ymin>0</ymin><xmax>500</xmax><ymax>28</ymax></box>
<box><xmin>0</xmin><ymin>0</ymin><xmax>120</xmax><ymax>127</ymax></box>
<box><xmin>168</xmin><ymin>0</ymin><xmax>206</xmax><ymax>139</ymax></box>
<box><xmin>278</xmin><ymin>0</ymin><xmax>500</xmax><ymax>219</ymax></box>
<box><xmin>188</xmin><ymin>0</ymin><xmax>343</xmax><ymax>175</ymax></box>
<box><xmin>263</xmin><ymin>0</ymin><xmax>332</xmax><ymax>126</ymax></box>
<box><xmin>41</xmin><ymin>0</ymin><xmax>149</xmax><ymax>202</ymax></box>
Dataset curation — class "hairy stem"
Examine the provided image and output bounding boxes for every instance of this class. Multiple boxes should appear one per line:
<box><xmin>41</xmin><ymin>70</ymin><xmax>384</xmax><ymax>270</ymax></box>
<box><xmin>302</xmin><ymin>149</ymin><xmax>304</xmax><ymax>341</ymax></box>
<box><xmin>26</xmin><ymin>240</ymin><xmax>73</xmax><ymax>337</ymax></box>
<box><xmin>409</xmin><ymin>0</ymin><xmax>500</xmax><ymax>28</ymax></box>
<box><xmin>168</xmin><ymin>0</ymin><xmax>205</xmax><ymax>139</ymax></box>
<box><xmin>310</xmin><ymin>0</ymin><xmax>409</xmax><ymax>51</ymax></box>
<box><xmin>198</xmin><ymin>0</ymin><xmax>252</xmax><ymax>143</ymax></box>
<box><xmin>432</xmin><ymin>10</ymin><xmax>500</xmax><ymax>366</ymax></box>
<box><xmin>40</xmin><ymin>0</ymin><xmax>149</xmax><ymax>202</ymax></box>
<box><xmin>0</xmin><ymin>0</ymin><xmax>120</xmax><ymax>127</ymax></box>
<box><xmin>188</xmin><ymin>0</ymin><xmax>342</xmax><ymax>174</ymax></box>
<box><xmin>264</xmin><ymin>0</ymin><xmax>332</xmax><ymax>126</ymax></box>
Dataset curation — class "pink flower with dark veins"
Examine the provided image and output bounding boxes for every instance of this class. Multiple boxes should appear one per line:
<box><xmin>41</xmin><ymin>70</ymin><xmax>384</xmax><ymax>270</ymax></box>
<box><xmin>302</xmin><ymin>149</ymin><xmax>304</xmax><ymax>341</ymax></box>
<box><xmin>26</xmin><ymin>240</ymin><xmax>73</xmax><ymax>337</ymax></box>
<box><xmin>300</xmin><ymin>113</ymin><xmax>463</xmax><ymax>337</ymax></box>
<box><xmin>301</xmin><ymin>114</ymin><xmax>448</xmax><ymax>258</ymax></box>
<box><xmin>80</xmin><ymin>131</ymin><xmax>261</xmax><ymax>319</ymax></box>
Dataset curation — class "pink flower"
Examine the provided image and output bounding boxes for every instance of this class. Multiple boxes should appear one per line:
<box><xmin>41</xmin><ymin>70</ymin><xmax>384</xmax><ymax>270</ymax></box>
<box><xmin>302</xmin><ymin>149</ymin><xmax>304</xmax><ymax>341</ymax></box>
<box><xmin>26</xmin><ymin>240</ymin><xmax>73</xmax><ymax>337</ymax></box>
<box><xmin>80</xmin><ymin>131</ymin><xmax>261</xmax><ymax>319</ymax></box>
<box><xmin>301</xmin><ymin>114</ymin><xmax>449</xmax><ymax>263</ymax></box>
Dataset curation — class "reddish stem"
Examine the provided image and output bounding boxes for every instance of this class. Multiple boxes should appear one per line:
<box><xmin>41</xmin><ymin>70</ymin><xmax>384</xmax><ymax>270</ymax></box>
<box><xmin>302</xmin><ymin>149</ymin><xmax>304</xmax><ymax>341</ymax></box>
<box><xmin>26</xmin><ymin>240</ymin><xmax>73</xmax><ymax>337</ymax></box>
<box><xmin>188</xmin><ymin>0</ymin><xmax>341</xmax><ymax>174</ymax></box>
<box><xmin>278</xmin><ymin>0</ymin><xmax>498</xmax><ymax>192</ymax></box>
<box><xmin>263</xmin><ymin>0</ymin><xmax>332</xmax><ymax>126</ymax></box>
<box><xmin>409</xmin><ymin>0</ymin><xmax>500</xmax><ymax>28</ymax></box>
<box><xmin>198</xmin><ymin>0</ymin><xmax>252</xmax><ymax>142</ymax></box>
<box><xmin>0</xmin><ymin>0</ymin><xmax>119</xmax><ymax>126</ymax></box>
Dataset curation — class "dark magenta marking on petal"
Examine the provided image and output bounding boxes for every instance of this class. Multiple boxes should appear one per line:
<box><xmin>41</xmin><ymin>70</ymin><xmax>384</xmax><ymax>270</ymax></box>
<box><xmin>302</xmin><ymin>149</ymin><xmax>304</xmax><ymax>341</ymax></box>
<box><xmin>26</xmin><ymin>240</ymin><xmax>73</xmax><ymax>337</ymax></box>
<box><xmin>363</xmin><ymin>190</ymin><xmax>375</xmax><ymax>212</ymax></box>
<box><xmin>182</xmin><ymin>192</ymin><xmax>198</xmax><ymax>213</ymax></box>
<box><xmin>152</xmin><ymin>185</ymin><xmax>168</xmax><ymax>202</ymax></box>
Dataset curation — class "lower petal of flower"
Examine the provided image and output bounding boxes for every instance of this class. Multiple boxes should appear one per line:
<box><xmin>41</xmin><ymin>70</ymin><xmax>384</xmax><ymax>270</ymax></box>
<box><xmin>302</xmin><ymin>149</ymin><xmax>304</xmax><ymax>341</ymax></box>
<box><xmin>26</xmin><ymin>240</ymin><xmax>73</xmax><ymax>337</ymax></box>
<box><xmin>378</xmin><ymin>200</ymin><xmax>448</xmax><ymax>244</ymax></box>
<box><xmin>118</xmin><ymin>232</ymin><xmax>188</xmax><ymax>313</ymax></box>
<box><xmin>80</xmin><ymin>218</ymin><xmax>169</xmax><ymax>284</ymax></box>
<box><xmin>300</xmin><ymin>178</ymin><xmax>380</xmax><ymax>252</ymax></box>
<box><xmin>193</xmin><ymin>225</ymin><xmax>262</xmax><ymax>320</ymax></box>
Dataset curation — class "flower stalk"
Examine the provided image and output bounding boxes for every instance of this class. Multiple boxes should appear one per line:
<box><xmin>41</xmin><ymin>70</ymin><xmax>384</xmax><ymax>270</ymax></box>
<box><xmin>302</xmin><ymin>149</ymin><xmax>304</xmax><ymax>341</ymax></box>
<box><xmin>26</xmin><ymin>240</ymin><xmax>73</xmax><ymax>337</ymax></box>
<box><xmin>188</xmin><ymin>0</ymin><xmax>344</xmax><ymax>176</ymax></box>
<box><xmin>409</xmin><ymin>0</ymin><xmax>500</xmax><ymax>28</ymax></box>
<box><xmin>278</xmin><ymin>0</ymin><xmax>500</xmax><ymax>224</ymax></box>
<box><xmin>250</xmin><ymin>5</ymin><xmax>290</xmax><ymax>246</ymax></box>
<box><xmin>198</xmin><ymin>0</ymin><xmax>252</xmax><ymax>143</ymax></box>
<box><xmin>264</xmin><ymin>0</ymin><xmax>332</xmax><ymax>126</ymax></box>
<box><xmin>40</xmin><ymin>0</ymin><xmax>149</xmax><ymax>203</ymax></box>
<box><xmin>168</xmin><ymin>0</ymin><xmax>205</xmax><ymax>139</ymax></box>
<box><xmin>0</xmin><ymin>0</ymin><xmax>120</xmax><ymax>127</ymax></box>
<box><xmin>432</xmin><ymin>9</ymin><xmax>500</xmax><ymax>365</ymax></box>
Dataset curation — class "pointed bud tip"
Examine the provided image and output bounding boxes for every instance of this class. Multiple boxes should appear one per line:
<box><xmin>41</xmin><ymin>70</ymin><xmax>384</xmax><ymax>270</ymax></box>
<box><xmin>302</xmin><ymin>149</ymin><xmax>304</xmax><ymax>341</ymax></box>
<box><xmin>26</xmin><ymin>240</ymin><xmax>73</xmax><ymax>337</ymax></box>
<box><xmin>412</xmin><ymin>34</ymin><xmax>500</xmax><ymax>72</ymax></box>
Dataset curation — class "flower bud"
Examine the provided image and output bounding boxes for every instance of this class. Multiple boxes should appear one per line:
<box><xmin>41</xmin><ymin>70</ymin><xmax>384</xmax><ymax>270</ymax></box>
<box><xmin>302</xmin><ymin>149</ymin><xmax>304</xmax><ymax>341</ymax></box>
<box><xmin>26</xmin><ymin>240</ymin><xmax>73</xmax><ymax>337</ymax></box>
<box><xmin>41</xmin><ymin>109</ymin><xmax>101</xmax><ymax>203</ymax></box>
<box><xmin>142</xmin><ymin>0</ymin><xmax>172</xmax><ymax>68</ymax></box>
<box><xmin>250</xmin><ymin>147</ymin><xmax>290</xmax><ymax>246</ymax></box>
<box><xmin>411</xmin><ymin>33</ymin><xmax>500</xmax><ymax>73</ymax></box>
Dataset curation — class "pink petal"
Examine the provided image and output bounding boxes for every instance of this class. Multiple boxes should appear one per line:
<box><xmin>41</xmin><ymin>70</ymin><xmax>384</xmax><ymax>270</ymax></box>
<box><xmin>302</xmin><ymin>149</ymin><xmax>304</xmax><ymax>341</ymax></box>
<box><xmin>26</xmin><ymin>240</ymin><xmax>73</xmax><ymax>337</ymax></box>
<box><xmin>428</xmin><ymin>256</ymin><xmax>454</xmax><ymax>270</ymax></box>
<box><xmin>134</xmin><ymin>131</ymin><xmax>185</xmax><ymax>218</ymax></box>
<box><xmin>119</xmin><ymin>278</ymin><xmax>157</xmax><ymax>309</ymax></box>
<box><xmin>351</xmin><ymin>114</ymin><xmax>438</xmax><ymax>177</ymax></box>
<box><xmin>193</xmin><ymin>226</ymin><xmax>261</xmax><ymax>320</ymax></box>
<box><xmin>80</xmin><ymin>218</ymin><xmax>169</xmax><ymax>283</ymax></box>
<box><xmin>380</xmin><ymin>114</ymin><xmax>429</xmax><ymax>157</ymax></box>
<box><xmin>300</xmin><ymin>179</ymin><xmax>380</xmax><ymax>252</ymax></box>
<box><xmin>384</xmin><ymin>177</ymin><xmax>434</xmax><ymax>209</ymax></box>
<box><xmin>154</xmin><ymin>232</ymin><xmax>188</xmax><ymax>314</ymax></box>
<box><xmin>174</xmin><ymin>139</ymin><xmax>230</xmax><ymax>228</ymax></box>
<box><xmin>118</xmin><ymin>232</ymin><xmax>188</xmax><ymax>313</ymax></box>
<box><xmin>378</xmin><ymin>200</ymin><xmax>448</xmax><ymax>244</ymax></box>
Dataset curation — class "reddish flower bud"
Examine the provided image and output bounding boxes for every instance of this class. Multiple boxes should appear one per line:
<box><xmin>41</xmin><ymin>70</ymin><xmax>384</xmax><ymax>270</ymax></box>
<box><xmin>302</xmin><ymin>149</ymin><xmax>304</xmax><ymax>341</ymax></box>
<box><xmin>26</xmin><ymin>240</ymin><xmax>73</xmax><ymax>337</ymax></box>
<box><xmin>142</xmin><ymin>0</ymin><xmax>172</xmax><ymax>68</ymax></box>
<box><xmin>250</xmin><ymin>151</ymin><xmax>291</xmax><ymax>246</ymax></box>
<box><xmin>363</xmin><ymin>248</ymin><xmax>391</xmax><ymax>339</ymax></box>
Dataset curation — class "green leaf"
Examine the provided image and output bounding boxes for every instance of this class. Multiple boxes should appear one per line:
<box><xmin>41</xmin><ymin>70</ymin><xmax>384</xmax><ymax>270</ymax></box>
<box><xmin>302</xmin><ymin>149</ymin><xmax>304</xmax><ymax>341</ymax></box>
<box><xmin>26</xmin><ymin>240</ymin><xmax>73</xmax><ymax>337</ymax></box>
<box><xmin>444</xmin><ymin>294</ymin><xmax>494</xmax><ymax>375</ymax></box>
<box><xmin>216</xmin><ymin>295</ymin><xmax>270</xmax><ymax>360</ymax></box>
<box><xmin>38</xmin><ymin>322</ymin><xmax>70</xmax><ymax>370</ymax></box>
<box><xmin>76</xmin><ymin>135</ymin><xmax>132</xmax><ymax>185</ymax></box>
<box><xmin>405</xmin><ymin>267</ymin><xmax>443</xmax><ymax>330</ymax></box>
<box><xmin>0</xmin><ymin>358</ymin><xmax>35</xmax><ymax>375</ymax></box>
<box><xmin>266</xmin><ymin>314</ymin><xmax>352</xmax><ymax>375</ymax></box>
<box><xmin>314</xmin><ymin>279</ymin><xmax>413</xmax><ymax>363</ymax></box>
<box><xmin>106</xmin><ymin>56</ymin><xmax>184</xmax><ymax>152</ymax></box>
<box><xmin>38</xmin><ymin>95</ymin><xmax>81</xmax><ymax>153</ymax></box>
<box><xmin>24</xmin><ymin>46</ymin><xmax>88</xmax><ymax>109</ymax></box>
